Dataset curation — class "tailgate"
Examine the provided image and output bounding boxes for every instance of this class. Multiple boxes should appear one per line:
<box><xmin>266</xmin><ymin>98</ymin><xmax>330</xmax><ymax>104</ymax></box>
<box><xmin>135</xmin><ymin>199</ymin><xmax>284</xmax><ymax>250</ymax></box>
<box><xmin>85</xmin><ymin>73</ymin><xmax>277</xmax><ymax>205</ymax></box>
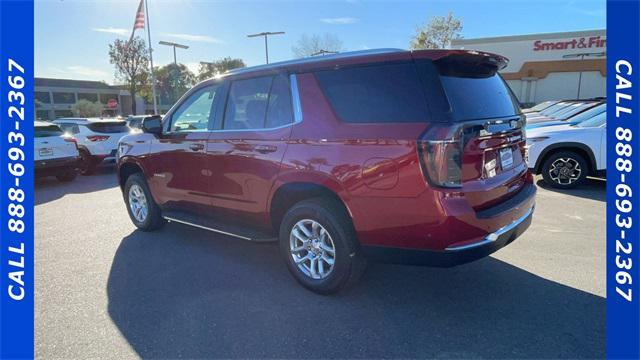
<box><xmin>460</xmin><ymin>118</ymin><xmax>528</xmax><ymax>211</ymax></box>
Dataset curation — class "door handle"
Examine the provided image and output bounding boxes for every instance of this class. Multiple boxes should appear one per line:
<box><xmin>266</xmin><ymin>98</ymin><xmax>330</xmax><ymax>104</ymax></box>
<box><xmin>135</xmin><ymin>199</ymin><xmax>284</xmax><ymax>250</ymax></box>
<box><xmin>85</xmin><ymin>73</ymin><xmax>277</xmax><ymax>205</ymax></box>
<box><xmin>255</xmin><ymin>145</ymin><xmax>277</xmax><ymax>154</ymax></box>
<box><xmin>189</xmin><ymin>143</ymin><xmax>205</xmax><ymax>151</ymax></box>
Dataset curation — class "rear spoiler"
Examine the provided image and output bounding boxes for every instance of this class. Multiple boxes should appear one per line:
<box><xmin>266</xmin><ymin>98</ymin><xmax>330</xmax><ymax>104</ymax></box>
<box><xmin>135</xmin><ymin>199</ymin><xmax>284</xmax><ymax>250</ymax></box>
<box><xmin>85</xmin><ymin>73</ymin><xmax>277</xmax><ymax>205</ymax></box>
<box><xmin>411</xmin><ymin>49</ymin><xmax>509</xmax><ymax>71</ymax></box>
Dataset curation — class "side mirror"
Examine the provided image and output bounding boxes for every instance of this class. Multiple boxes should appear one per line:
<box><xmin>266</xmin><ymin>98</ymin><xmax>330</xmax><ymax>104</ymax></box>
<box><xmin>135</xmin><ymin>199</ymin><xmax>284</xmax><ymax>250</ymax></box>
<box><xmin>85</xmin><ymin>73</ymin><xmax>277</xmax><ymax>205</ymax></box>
<box><xmin>142</xmin><ymin>115</ymin><xmax>163</xmax><ymax>135</ymax></box>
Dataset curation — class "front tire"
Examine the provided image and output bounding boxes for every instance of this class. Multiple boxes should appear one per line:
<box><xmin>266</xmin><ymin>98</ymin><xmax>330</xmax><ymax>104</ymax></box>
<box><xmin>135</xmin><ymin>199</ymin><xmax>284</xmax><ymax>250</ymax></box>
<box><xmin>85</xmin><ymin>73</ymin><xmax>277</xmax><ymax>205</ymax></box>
<box><xmin>541</xmin><ymin>151</ymin><xmax>588</xmax><ymax>189</ymax></box>
<box><xmin>124</xmin><ymin>173</ymin><xmax>164</xmax><ymax>231</ymax></box>
<box><xmin>279</xmin><ymin>198</ymin><xmax>365</xmax><ymax>295</ymax></box>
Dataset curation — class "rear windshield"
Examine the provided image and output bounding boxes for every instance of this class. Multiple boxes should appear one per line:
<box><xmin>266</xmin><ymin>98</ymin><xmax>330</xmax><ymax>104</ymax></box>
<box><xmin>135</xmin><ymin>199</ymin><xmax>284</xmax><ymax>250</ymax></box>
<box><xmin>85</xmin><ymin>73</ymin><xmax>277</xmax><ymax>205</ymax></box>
<box><xmin>436</xmin><ymin>71</ymin><xmax>519</xmax><ymax>121</ymax></box>
<box><xmin>86</xmin><ymin>121</ymin><xmax>129</xmax><ymax>133</ymax></box>
<box><xmin>314</xmin><ymin>63</ymin><xmax>429</xmax><ymax>123</ymax></box>
<box><xmin>35</xmin><ymin>124</ymin><xmax>63</xmax><ymax>137</ymax></box>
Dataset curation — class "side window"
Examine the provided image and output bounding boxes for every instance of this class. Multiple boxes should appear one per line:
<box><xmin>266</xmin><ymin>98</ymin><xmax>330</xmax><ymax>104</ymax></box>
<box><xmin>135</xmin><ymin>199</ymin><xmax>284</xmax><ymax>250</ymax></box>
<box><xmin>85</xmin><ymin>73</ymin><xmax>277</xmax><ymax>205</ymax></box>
<box><xmin>223</xmin><ymin>77</ymin><xmax>272</xmax><ymax>130</ymax></box>
<box><xmin>266</xmin><ymin>76</ymin><xmax>294</xmax><ymax>128</ymax></box>
<box><xmin>315</xmin><ymin>63</ymin><xmax>430</xmax><ymax>123</ymax></box>
<box><xmin>170</xmin><ymin>85</ymin><xmax>219</xmax><ymax>132</ymax></box>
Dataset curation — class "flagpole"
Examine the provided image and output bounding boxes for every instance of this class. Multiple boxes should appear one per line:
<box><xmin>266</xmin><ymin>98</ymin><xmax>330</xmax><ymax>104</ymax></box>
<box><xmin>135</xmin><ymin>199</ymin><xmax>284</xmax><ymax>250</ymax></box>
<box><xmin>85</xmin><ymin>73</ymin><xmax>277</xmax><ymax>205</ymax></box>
<box><xmin>144</xmin><ymin>0</ymin><xmax>158</xmax><ymax>114</ymax></box>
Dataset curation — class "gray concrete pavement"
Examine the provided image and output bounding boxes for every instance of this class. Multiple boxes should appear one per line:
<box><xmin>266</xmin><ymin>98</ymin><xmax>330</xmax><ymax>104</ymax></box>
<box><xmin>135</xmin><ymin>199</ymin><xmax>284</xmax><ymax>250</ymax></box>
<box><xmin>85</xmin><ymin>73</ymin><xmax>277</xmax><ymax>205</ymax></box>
<box><xmin>35</xmin><ymin>166</ymin><xmax>605</xmax><ymax>359</ymax></box>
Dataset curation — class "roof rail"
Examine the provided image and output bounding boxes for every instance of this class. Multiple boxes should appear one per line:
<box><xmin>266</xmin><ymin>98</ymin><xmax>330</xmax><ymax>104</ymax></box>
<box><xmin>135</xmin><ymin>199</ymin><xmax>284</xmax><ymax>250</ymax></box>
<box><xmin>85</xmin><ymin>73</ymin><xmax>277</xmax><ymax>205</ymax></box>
<box><xmin>226</xmin><ymin>48</ymin><xmax>406</xmax><ymax>75</ymax></box>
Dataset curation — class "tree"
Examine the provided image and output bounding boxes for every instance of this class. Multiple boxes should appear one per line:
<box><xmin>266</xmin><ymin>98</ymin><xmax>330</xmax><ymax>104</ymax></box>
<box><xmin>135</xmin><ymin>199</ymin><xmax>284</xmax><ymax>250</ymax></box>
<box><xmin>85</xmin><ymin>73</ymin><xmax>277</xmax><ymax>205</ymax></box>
<box><xmin>292</xmin><ymin>34</ymin><xmax>344</xmax><ymax>58</ymax></box>
<box><xmin>155</xmin><ymin>63</ymin><xmax>196</xmax><ymax>106</ymax></box>
<box><xmin>197</xmin><ymin>57</ymin><xmax>246</xmax><ymax>81</ymax></box>
<box><xmin>71</xmin><ymin>100</ymin><xmax>103</xmax><ymax>117</ymax></box>
<box><xmin>108</xmin><ymin>36</ymin><xmax>150</xmax><ymax>115</ymax></box>
<box><xmin>410</xmin><ymin>11</ymin><xmax>463</xmax><ymax>50</ymax></box>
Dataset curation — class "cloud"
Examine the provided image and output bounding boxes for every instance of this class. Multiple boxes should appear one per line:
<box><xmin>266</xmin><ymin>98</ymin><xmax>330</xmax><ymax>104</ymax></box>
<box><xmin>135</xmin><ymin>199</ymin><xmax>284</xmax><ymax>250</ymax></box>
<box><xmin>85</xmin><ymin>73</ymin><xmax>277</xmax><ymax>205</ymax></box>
<box><xmin>92</xmin><ymin>27</ymin><xmax>129</xmax><ymax>37</ymax></box>
<box><xmin>66</xmin><ymin>65</ymin><xmax>110</xmax><ymax>78</ymax></box>
<box><xmin>183</xmin><ymin>62</ymin><xmax>201</xmax><ymax>74</ymax></box>
<box><xmin>321</xmin><ymin>17</ymin><xmax>358</xmax><ymax>25</ymax></box>
<box><xmin>46</xmin><ymin>65</ymin><xmax>110</xmax><ymax>80</ymax></box>
<box><xmin>161</xmin><ymin>33</ymin><xmax>225</xmax><ymax>44</ymax></box>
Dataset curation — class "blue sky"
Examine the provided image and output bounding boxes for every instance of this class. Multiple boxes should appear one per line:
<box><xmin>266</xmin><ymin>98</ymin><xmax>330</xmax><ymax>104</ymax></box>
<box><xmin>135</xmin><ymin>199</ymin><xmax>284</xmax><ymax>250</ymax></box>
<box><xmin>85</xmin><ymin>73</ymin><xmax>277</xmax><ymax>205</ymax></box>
<box><xmin>35</xmin><ymin>0</ymin><xmax>605</xmax><ymax>83</ymax></box>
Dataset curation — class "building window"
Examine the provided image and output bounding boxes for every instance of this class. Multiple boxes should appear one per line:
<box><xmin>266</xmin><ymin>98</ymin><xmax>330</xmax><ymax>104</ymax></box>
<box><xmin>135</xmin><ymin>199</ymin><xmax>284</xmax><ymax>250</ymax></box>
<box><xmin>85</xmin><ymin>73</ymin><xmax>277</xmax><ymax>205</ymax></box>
<box><xmin>35</xmin><ymin>91</ymin><xmax>51</xmax><ymax>104</ymax></box>
<box><xmin>78</xmin><ymin>93</ymin><xmax>99</xmax><ymax>102</ymax></box>
<box><xmin>54</xmin><ymin>110</ymin><xmax>74</xmax><ymax>118</ymax></box>
<box><xmin>36</xmin><ymin>110</ymin><xmax>51</xmax><ymax>121</ymax></box>
<box><xmin>99</xmin><ymin>93</ymin><xmax>119</xmax><ymax>104</ymax></box>
<box><xmin>52</xmin><ymin>92</ymin><xmax>76</xmax><ymax>104</ymax></box>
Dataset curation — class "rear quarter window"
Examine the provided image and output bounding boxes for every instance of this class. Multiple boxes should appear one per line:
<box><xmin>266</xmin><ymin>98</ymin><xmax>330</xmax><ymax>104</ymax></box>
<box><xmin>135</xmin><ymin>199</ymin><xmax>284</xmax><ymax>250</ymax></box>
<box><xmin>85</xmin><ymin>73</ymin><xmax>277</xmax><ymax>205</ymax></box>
<box><xmin>314</xmin><ymin>62</ymin><xmax>430</xmax><ymax>123</ymax></box>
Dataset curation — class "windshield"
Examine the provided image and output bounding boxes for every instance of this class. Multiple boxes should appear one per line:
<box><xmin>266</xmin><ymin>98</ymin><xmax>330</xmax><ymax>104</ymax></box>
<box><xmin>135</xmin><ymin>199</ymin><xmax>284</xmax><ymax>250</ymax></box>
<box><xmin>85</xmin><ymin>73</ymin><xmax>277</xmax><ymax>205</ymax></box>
<box><xmin>552</xmin><ymin>102</ymin><xmax>598</xmax><ymax>120</ymax></box>
<box><xmin>567</xmin><ymin>103</ymin><xmax>606</xmax><ymax>122</ymax></box>
<box><xmin>539</xmin><ymin>102</ymin><xmax>574</xmax><ymax>116</ymax></box>
<box><xmin>576</xmin><ymin>111</ymin><xmax>606</xmax><ymax>127</ymax></box>
<box><xmin>528</xmin><ymin>101</ymin><xmax>556</xmax><ymax>112</ymax></box>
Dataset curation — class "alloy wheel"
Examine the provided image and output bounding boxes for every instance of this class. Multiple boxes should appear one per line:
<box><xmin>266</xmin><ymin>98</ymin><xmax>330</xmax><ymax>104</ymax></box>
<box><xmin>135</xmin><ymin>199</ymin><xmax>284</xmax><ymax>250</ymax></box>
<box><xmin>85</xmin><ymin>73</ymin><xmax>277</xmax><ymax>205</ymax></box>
<box><xmin>128</xmin><ymin>184</ymin><xmax>148</xmax><ymax>223</ymax></box>
<box><xmin>549</xmin><ymin>157</ymin><xmax>582</xmax><ymax>185</ymax></box>
<box><xmin>289</xmin><ymin>219</ymin><xmax>336</xmax><ymax>280</ymax></box>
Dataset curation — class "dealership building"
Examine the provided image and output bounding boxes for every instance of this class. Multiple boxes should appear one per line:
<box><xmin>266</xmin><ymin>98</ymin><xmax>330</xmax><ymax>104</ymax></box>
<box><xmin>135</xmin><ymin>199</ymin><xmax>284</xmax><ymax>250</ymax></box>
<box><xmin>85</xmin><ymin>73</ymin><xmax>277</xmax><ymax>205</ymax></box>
<box><xmin>451</xmin><ymin>29</ymin><xmax>606</xmax><ymax>106</ymax></box>
<box><xmin>34</xmin><ymin>78</ymin><xmax>171</xmax><ymax>121</ymax></box>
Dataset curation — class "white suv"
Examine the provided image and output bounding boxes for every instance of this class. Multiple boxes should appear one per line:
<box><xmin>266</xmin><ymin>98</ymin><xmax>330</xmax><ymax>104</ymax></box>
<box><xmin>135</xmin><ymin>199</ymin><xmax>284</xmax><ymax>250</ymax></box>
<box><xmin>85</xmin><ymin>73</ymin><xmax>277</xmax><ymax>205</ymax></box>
<box><xmin>525</xmin><ymin>111</ymin><xmax>606</xmax><ymax>188</ymax></box>
<box><xmin>53</xmin><ymin>118</ymin><xmax>131</xmax><ymax>175</ymax></box>
<box><xmin>35</xmin><ymin>121</ymin><xmax>79</xmax><ymax>182</ymax></box>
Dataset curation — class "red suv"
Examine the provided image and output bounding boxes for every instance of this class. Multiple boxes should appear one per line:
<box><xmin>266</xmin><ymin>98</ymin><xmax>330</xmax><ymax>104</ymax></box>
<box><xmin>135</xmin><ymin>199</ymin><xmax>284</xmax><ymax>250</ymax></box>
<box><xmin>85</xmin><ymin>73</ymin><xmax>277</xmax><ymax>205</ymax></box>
<box><xmin>117</xmin><ymin>49</ymin><xmax>536</xmax><ymax>294</ymax></box>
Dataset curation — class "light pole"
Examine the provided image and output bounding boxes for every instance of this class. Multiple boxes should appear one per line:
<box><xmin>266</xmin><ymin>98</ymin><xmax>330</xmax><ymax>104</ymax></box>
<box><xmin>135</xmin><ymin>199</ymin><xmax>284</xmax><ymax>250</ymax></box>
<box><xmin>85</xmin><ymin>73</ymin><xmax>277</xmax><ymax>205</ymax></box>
<box><xmin>247</xmin><ymin>31</ymin><xmax>285</xmax><ymax>64</ymax></box>
<box><xmin>159</xmin><ymin>40</ymin><xmax>189</xmax><ymax>64</ymax></box>
<box><xmin>563</xmin><ymin>51</ymin><xmax>606</xmax><ymax>99</ymax></box>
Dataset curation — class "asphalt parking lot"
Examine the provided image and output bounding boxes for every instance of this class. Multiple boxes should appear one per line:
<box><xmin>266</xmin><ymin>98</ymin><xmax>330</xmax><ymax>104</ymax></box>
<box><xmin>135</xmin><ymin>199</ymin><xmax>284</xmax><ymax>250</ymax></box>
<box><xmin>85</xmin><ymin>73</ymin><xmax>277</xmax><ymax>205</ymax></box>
<box><xmin>35</xmin><ymin>165</ymin><xmax>605</xmax><ymax>359</ymax></box>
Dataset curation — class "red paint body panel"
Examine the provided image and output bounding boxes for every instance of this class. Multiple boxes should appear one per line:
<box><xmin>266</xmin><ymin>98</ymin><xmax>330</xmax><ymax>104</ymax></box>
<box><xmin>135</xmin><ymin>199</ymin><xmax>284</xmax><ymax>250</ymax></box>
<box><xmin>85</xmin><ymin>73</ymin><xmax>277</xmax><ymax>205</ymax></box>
<box><xmin>117</xmin><ymin>49</ymin><xmax>535</xmax><ymax>258</ymax></box>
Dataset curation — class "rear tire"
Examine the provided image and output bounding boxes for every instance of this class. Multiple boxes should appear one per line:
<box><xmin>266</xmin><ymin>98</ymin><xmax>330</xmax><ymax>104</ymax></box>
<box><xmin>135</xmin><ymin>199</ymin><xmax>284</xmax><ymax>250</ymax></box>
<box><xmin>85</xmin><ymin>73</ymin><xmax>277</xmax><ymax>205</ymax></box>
<box><xmin>279</xmin><ymin>197</ymin><xmax>366</xmax><ymax>295</ymax></box>
<box><xmin>541</xmin><ymin>151</ymin><xmax>588</xmax><ymax>189</ymax></box>
<box><xmin>78</xmin><ymin>149</ymin><xmax>97</xmax><ymax>176</ymax></box>
<box><xmin>55</xmin><ymin>168</ymin><xmax>77</xmax><ymax>182</ymax></box>
<box><xmin>124</xmin><ymin>173</ymin><xmax>164</xmax><ymax>231</ymax></box>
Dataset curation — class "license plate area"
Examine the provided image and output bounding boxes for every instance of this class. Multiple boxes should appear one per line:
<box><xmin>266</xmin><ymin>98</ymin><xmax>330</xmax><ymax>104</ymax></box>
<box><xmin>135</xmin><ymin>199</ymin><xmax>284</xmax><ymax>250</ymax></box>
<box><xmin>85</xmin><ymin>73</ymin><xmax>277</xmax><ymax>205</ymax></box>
<box><xmin>500</xmin><ymin>147</ymin><xmax>514</xmax><ymax>169</ymax></box>
<box><xmin>39</xmin><ymin>148</ymin><xmax>53</xmax><ymax>157</ymax></box>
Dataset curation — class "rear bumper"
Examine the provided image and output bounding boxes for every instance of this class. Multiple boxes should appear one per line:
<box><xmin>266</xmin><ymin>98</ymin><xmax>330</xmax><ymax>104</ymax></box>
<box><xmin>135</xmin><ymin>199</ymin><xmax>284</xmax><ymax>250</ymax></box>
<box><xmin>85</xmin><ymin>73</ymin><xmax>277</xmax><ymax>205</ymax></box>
<box><xmin>35</xmin><ymin>156</ymin><xmax>79</xmax><ymax>170</ymax></box>
<box><xmin>361</xmin><ymin>205</ymin><xmax>534</xmax><ymax>267</ymax></box>
<box><xmin>35</xmin><ymin>156</ymin><xmax>79</xmax><ymax>176</ymax></box>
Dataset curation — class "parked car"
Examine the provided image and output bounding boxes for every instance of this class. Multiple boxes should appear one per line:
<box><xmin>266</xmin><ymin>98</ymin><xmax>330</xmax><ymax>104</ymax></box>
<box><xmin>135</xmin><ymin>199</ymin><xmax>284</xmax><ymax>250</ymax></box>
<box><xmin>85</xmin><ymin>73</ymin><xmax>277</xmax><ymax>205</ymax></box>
<box><xmin>523</xmin><ymin>100</ymin><xmax>559</xmax><ymax>113</ymax></box>
<box><xmin>526</xmin><ymin>103</ymin><xmax>606</xmax><ymax>130</ymax></box>
<box><xmin>117</xmin><ymin>49</ymin><xmax>536</xmax><ymax>294</ymax></box>
<box><xmin>53</xmin><ymin>118</ymin><xmax>130</xmax><ymax>175</ymax></box>
<box><xmin>527</xmin><ymin>100</ymin><xmax>601</xmax><ymax>124</ymax></box>
<box><xmin>34</xmin><ymin>121</ymin><xmax>79</xmax><ymax>182</ymax></box>
<box><xmin>525</xmin><ymin>111</ymin><xmax>606</xmax><ymax>188</ymax></box>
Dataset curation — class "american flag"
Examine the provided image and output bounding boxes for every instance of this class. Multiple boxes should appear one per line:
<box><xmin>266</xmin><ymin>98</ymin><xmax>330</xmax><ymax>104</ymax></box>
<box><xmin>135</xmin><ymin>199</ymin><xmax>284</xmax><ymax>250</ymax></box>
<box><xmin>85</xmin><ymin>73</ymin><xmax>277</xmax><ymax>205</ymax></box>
<box><xmin>129</xmin><ymin>0</ymin><xmax>145</xmax><ymax>42</ymax></box>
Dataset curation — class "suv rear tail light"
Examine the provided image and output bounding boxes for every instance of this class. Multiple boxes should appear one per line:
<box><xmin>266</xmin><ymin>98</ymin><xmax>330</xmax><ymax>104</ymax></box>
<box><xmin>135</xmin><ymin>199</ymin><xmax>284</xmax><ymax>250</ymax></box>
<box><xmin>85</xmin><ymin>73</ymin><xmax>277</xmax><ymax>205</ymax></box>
<box><xmin>64</xmin><ymin>136</ymin><xmax>79</xmax><ymax>149</ymax></box>
<box><xmin>87</xmin><ymin>135</ymin><xmax>110</xmax><ymax>142</ymax></box>
<box><xmin>417</xmin><ymin>139</ymin><xmax>462</xmax><ymax>188</ymax></box>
